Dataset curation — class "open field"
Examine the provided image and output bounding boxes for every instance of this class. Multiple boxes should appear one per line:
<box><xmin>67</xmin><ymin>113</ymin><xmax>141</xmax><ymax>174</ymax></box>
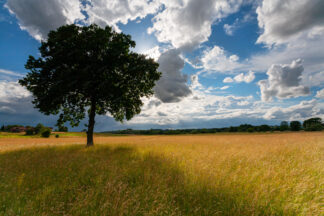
<box><xmin>0</xmin><ymin>132</ymin><xmax>323</xmax><ymax>215</ymax></box>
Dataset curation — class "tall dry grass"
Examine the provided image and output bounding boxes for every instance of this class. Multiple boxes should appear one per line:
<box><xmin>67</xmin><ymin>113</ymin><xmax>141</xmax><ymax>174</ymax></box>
<box><xmin>0</xmin><ymin>132</ymin><xmax>323</xmax><ymax>215</ymax></box>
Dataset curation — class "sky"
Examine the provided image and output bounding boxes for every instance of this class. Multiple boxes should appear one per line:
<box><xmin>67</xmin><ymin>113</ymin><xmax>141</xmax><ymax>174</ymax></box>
<box><xmin>1</xmin><ymin>0</ymin><xmax>324</xmax><ymax>131</ymax></box>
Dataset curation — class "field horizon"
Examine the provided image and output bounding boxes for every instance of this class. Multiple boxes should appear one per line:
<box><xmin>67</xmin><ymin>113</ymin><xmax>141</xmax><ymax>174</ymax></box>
<box><xmin>0</xmin><ymin>132</ymin><xmax>323</xmax><ymax>215</ymax></box>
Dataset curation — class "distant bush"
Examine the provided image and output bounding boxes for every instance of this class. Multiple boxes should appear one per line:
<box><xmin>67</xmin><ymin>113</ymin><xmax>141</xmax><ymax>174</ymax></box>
<box><xmin>247</xmin><ymin>128</ymin><xmax>254</xmax><ymax>133</ymax></box>
<box><xmin>55</xmin><ymin>134</ymin><xmax>59</xmax><ymax>138</ymax></box>
<box><xmin>35</xmin><ymin>123</ymin><xmax>45</xmax><ymax>134</ymax></box>
<box><xmin>41</xmin><ymin>129</ymin><xmax>51</xmax><ymax>138</ymax></box>
<box><xmin>25</xmin><ymin>129</ymin><xmax>34</xmax><ymax>135</ymax></box>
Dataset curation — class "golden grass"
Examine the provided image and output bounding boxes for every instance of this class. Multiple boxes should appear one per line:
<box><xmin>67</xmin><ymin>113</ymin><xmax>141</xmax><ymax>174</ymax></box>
<box><xmin>0</xmin><ymin>132</ymin><xmax>323</xmax><ymax>215</ymax></box>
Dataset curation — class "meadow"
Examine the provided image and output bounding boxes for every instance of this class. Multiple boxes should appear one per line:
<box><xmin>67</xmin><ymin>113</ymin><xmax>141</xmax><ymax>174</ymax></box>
<box><xmin>0</xmin><ymin>132</ymin><xmax>323</xmax><ymax>215</ymax></box>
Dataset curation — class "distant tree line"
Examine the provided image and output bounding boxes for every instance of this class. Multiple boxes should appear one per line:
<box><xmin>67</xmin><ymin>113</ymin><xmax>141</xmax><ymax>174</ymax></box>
<box><xmin>1</xmin><ymin>117</ymin><xmax>323</xmax><ymax>136</ymax></box>
<box><xmin>105</xmin><ymin>118</ymin><xmax>324</xmax><ymax>135</ymax></box>
<box><xmin>0</xmin><ymin>123</ymin><xmax>68</xmax><ymax>138</ymax></box>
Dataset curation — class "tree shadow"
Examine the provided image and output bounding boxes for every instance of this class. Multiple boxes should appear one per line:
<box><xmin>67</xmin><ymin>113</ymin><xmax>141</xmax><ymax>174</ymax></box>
<box><xmin>0</xmin><ymin>145</ymin><xmax>292</xmax><ymax>215</ymax></box>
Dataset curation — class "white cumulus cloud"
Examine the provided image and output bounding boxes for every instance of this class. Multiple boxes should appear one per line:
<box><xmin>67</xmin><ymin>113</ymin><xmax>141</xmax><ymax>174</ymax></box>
<box><xmin>148</xmin><ymin>0</ymin><xmax>244</xmax><ymax>50</ymax></box>
<box><xmin>85</xmin><ymin>0</ymin><xmax>161</xmax><ymax>31</ymax></box>
<box><xmin>233</xmin><ymin>71</ymin><xmax>255</xmax><ymax>83</ymax></box>
<box><xmin>256</xmin><ymin>0</ymin><xmax>324</xmax><ymax>45</ymax></box>
<box><xmin>223</xmin><ymin>71</ymin><xmax>255</xmax><ymax>84</ymax></box>
<box><xmin>5</xmin><ymin>0</ymin><xmax>85</xmax><ymax>41</ymax></box>
<box><xmin>201</xmin><ymin>46</ymin><xmax>243</xmax><ymax>73</ymax></box>
<box><xmin>0</xmin><ymin>81</ymin><xmax>31</xmax><ymax>103</ymax></box>
<box><xmin>315</xmin><ymin>89</ymin><xmax>324</xmax><ymax>99</ymax></box>
<box><xmin>223</xmin><ymin>77</ymin><xmax>234</xmax><ymax>83</ymax></box>
<box><xmin>258</xmin><ymin>59</ymin><xmax>310</xmax><ymax>101</ymax></box>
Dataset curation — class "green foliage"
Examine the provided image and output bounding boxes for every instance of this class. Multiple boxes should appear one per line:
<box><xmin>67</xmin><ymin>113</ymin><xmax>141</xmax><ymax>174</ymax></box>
<box><xmin>41</xmin><ymin>129</ymin><xmax>51</xmax><ymax>138</ymax></box>
<box><xmin>105</xmin><ymin>119</ymin><xmax>318</xmax><ymax>135</ymax></box>
<box><xmin>25</xmin><ymin>129</ymin><xmax>34</xmax><ymax>136</ymax></box>
<box><xmin>280</xmin><ymin>121</ymin><xmax>289</xmax><ymax>131</ymax></box>
<box><xmin>19</xmin><ymin>24</ymin><xmax>161</xmax><ymax>145</ymax></box>
<box><xmin>290</xmin><ymin>121</ymin><xmax>301</xmax><ymax>131</ymax></box>
<box><xmin>238</xmin><ymin>124</ymin><xmax>253</xmax><ymax>132</ymax></box>
<box><xmin>304</xmin><ymin>124</ymin><xmax>323</xmax><ymax>131</ymax></box>
<box><xmin>259</xmin><ymin>124</ymin><xmax>271</xmax><ymax>132</ymax></box>
<box><xmin>229</xmin><ymin>126</ymin><xmax>238</xmax><ymax>132</ymax></box>
<box><xmin>303</xmin><ymin>118</ymin><xmax>323</xmax><ymax>131</ymax></box>
<box><xmin>34</xmin><ymin>123</ymin><xmax>45</xmax><ymax>134</ymax></box>
<box><xmin>19</xmin><ymin>24</ymin><xmax>160</xmax><ymax>125</ymax></box>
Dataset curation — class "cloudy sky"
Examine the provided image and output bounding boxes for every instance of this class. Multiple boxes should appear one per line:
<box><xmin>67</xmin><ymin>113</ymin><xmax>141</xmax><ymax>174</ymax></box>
<box><xmin>1</xmin><ymin>0</ymin><xmax>324</xmax><ymax>131</ymax></box>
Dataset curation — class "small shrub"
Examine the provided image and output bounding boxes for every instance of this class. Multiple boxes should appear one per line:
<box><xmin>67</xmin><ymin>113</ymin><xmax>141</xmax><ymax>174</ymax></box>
<box><xmin>55</xmin><ymin>134</ymin><xmax>59</xmax><ymax>138</ymax></box>
<box><xmin>41</xmin><ymin>129</ymin><xmax>51</xmax><ymax>138</ymax></box>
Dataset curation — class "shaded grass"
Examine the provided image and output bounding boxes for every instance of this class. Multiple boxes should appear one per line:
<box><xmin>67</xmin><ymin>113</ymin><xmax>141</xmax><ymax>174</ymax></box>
<box><xmin>0</xmin><ymin>146</ymin><xmax>282</xmax><ymax>215</ymax></box>
<box><xmin>0</xmin><ymin>133</ymin><xmax>323</xmax><ymax>215</ymax></box>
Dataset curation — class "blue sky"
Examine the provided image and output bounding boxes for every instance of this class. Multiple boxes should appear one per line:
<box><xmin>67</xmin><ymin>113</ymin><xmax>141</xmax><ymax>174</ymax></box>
<box><xmin>1</xmin><ymin>0</ymin><xmax>324</xmax><ymax>131</ymax></box>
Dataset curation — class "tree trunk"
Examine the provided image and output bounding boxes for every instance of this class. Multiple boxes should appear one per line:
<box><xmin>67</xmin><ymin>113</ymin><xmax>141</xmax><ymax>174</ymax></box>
<box><xmin>87</xmin><ymin>100</ymin><xmax>96</xmax><ymax>147</ymax></box>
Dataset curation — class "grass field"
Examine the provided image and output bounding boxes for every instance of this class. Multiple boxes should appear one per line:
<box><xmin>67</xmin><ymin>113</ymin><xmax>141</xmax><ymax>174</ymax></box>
<box><xmin>0</xmin><ymin>132</ymin><xmax>323</xmax><ymax>215</ymax></box>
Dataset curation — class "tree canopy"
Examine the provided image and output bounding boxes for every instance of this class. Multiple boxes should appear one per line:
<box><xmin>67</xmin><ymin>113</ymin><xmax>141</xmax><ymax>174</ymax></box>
<box><xmin>290</xmin><ymin>121</ymin><xmax>301</xmax><ymax>131</ymax></box>
<box><xmin>303</xmin><ymin>117</ymin><xmax>323</xmax><ymax>131</ymax></box>
<box><xmin>19</xmin><ymin>24</ymin><xmax>161</xmax><ymax>146</ymax></box>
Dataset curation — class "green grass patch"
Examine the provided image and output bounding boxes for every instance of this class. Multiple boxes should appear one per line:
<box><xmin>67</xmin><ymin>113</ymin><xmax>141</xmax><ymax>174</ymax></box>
<box><xmin>52</xmin><ymin>132</ymin><xmax>87</xmax><ymax>137</ymax></box>
<box><xmin>0</xmin><ymin>133</ymin><xmax>30</xmax><ymax>138</ymax></box>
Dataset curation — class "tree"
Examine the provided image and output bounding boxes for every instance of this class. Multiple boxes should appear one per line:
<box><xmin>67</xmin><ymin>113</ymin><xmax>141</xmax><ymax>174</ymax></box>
<box><xmin>290</xmin><ymin>121</ymin><xmax>301</xmax><ymax>131</ymax></box>
<box><xmin>238</xmin><ymin>124</ymin><xmax>253</xmax><ymax>132</ymax></box>
<box><xmin>280</xmin><ymin>121</ymin><xmax>289</xmax><ymax>131</ymax></box>
<box><xmin>34</xmin><ymin>123</ymin><xmax>45</xmax><ymax>134</ymax></box>
<box><xmin>303</xmin><ymin>118</ymin><xmax>323</xmax><ymax>131</ymax></box>
<box><xmin>19</xmin><ymin>24</ymin><xmax>161</xmax><ymax>146</ymax></box>
<box><xmin>259</xmin><ymin>124</ymin><xmax>271</xmax><ymax>132</ymax></box>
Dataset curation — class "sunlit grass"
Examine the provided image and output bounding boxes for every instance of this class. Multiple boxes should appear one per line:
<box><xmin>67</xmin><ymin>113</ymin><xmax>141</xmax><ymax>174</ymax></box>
<box><xmin>0</xmin><ymin>132</ymin><xmax>29</xmax><ymax>138</ymax></box>
<box><xmin>0</xmin><ymin>132</ymin><xmax>323</xmax><ymax>215</ymax></box>
<box><xmin>52</xmin><ymin>132</ymin><xmax>87</xmax><ymax>137</ymax></box>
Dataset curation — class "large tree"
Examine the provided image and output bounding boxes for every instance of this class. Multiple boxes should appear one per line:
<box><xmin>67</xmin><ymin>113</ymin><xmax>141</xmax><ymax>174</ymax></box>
<box><xmin>19</xmin><ymin>24</ymin><xmax>161</xmax><ymax>146</ymax></box>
